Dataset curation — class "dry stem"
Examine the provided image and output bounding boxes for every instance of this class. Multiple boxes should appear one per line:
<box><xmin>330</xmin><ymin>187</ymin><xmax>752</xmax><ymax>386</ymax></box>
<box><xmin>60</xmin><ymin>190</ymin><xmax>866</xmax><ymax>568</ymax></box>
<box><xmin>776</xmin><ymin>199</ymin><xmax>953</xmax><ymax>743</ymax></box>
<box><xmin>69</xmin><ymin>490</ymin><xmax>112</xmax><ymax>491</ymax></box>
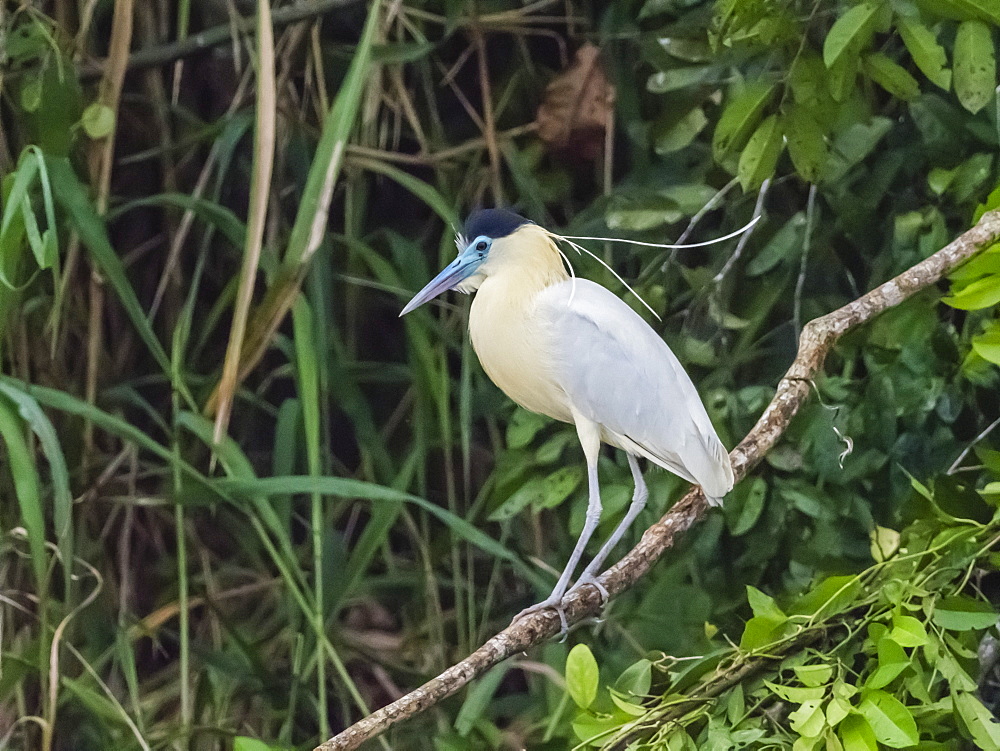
<box><xmin>317</xmin><ymin>209</ymin><xmax>1000</xmax><ymax>751</ymax></box>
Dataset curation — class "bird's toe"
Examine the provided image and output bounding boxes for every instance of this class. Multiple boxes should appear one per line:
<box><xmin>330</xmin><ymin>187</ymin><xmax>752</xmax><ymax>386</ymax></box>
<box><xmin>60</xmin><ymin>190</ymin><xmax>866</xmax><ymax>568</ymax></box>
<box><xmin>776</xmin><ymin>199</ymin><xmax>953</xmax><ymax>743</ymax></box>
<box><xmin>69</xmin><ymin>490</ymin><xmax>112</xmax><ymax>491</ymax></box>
<box><xmin>568</xmin><ymin>573</ymin><xmax>609</xmax><ymax>605</ymax></box>
<box><xmin>513</xmin><ymin>596</ymin><xmax>570</xmax><ymax>639</ymax></box>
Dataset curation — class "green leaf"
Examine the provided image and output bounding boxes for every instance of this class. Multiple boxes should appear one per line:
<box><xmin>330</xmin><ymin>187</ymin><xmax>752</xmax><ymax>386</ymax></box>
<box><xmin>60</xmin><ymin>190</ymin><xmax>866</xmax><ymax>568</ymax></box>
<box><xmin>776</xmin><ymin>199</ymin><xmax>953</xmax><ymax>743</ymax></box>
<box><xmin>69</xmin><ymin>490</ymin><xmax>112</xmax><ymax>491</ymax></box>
<box><xmin>725</xmin><ymin>476</ymin><xmax>767</xmax><ymax>535</ymax></box>
<box><xmin>488</xmin><ymin>466</ymin><xmax>582</xmax><ymax>521</ymax></box>
<box><xmin>748</xmin><ymin>212</ymin><xmax>807</xmax><ymax>276</ymax></box>
<box><xmin>943</xmin><ymin>274</ymin><xmax>1000</xmax><ymax>309</ymax></box>
<box><xmin>764</xmin><ymin>680</ymin><xmax>827</xmax><ymax>703</ymax></box>
<box><xmin>233</xmin><ymin>738</ymin><xmax>279</xmax><ymax>751</ymax></box>
<box><xmin>20</xmin><ymin>74</ymin><xmax>42</xmax><ymax>112</ymax></box>
<box><xmin>614</xmin><ymin>658</ymin><xmax>652</xmax><ymax>696</ymax></box>
<box><xmin>823</xmin><ymin>2</ymin><xmax>882</xmax><ymax>69</ymax></box>
<box><xmin>948</xmin><ymin>0</ymin><xmax>1000</xmax><ymax>24</ymax></box>
<box><xmin>897</xmin><ymin>16</ymin><xmax>951</xmax><ymax>90</ymax></box>
<box><xmin>566</xmin><ymin>643</ymin><xmax>599</xmax><ymax>709</ymax></box>
<box><xmin>973</xmin><ymin>325</ymin><xmax>1000</xmax><ymax>365</ymax></box>
<box><xmin>823</xmin><ymin>117</ymin><xmax>893</xmax><ymax>181</ymax></box>
<box><xmin>789</xmin><ymin>699</ymin><xmax>827</xmax><ymax>738</ymax></box>
<box><xmin>828</xmin><ymin>53</ymin><xmax>859</xmax><ymax>101</ymax></box>
<box><xmin>606</xmin><ymin>195</ymin><xmax>684</xmax><ymax>231</ymax></box>
<box><xmin>80</xmin><ymin>102</ymin><xmax>115</xmax><ymax>139</ymax></box>
<box><xmin>784</xmin><ymin>106</ymin><xmax>828</xmax><ymax>182</ymax></box>
<box><xmin>659</xmin><ymin>184</ymin><xmax>720</xmax><ymax>215</ymax></box>
<box><xmin>889</xmin><ymin>614</ymin><xmax>928</xmax><ymax>647</ymax></box>
<box><xmin>737</xmin><ymin>114</ymin><xmax>783</xmax><ymax>190</ymax></box>
<box><xmin>747</xmin><ymin>585</ymin><xmax>785</xmax><ymax>620</ymax></box>
<box><xmin>371</xmin><ymin>41</ymin><xmax>437</xmax><ymax>63</ymax></box>
<box><xmin>863</xmin><ymin>53</ymin><xmax>921</xmax><ymax>100</ymax></box>
<box><xmin>953</xmin><ymin>20</ymin><xmax>996</xmax><ymax>114</ymax></box>
<box><xmin>839</xmin><ymin>714</ymin><xmax>878</xmax><ymax>751</ymax></box>
<box><xmin>507</xmin><ymin>408</ymin><xmax>548</xmax><ymax>449</ymax></box>
<box><xmin>712</xmin><ymin>81</ymin><xmax>776</xmax><ymax>161</ymax></box>
<box><xmin>827</xmin><ymin>696</ymin><xmax>852</xmax><ymax>727</ymax></box>
<box><xmin>866</xmin><ymin>637</ymin><xmax>909</xmax><ymax>689</ymax></box>
<box><xmin>794</xmin><ymin>664</ymin><xmax>833</xmax><ymax>687</ymax></box>
<box><xmin>790</xmin><ymin>52</ymin><xmax>835</xmax><ymax>113</ymax></box>
<box><xmin>572</xmin><ymin>712</ymin><xmax>621</xmax><ymax>746</ymax></box>
<box><xmin>954</xmin><ymin>692</ymin><xmax>1000</xmax><ymax>750</ymax></box>
<box><xmin>655</xmin><ymin>106</ymin><xmax>709</xmax><ymax>153</ymax></box>
<box><xmin>950</xmin><ymin>244</ymin><xmax>1000</xmax><ymax>282</ymax></box>
<box><xmin>870</xmin><ymin>526</ymin><xmax>900</xmax><ymax>562</ymax></box>
<box><xmin>857</xmin><ymin>690</ymin><xmax>919</xmax><ymax>747</ymax></box>
<box><xmin>647</xmin><ymin>66</ymin><xmax>716</xmax><ymax>93</ymax></box>
<box><xmin>742</xmin><ymin>586</ymin><xmax>790</xmax><ymax>650</ymax></box>
<box><xmin>791</xmin><ymin>575</ymin><xmax>862</xmax><ymax>618</ymax></box>
<box><xmin>932</xmin><ymin>595</ymin><xmax>997</xmax><ymax>630</ymax></box>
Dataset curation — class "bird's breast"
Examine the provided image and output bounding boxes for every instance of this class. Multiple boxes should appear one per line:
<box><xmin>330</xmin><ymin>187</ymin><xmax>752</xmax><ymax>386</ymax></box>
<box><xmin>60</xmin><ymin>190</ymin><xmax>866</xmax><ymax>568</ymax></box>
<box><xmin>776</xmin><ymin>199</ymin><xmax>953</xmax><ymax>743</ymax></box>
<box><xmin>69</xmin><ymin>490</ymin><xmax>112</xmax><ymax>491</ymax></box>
<box><xmin>468</xmin><ymin>278</ymin><xmax>573</xmax><ymax>424</ymax></box>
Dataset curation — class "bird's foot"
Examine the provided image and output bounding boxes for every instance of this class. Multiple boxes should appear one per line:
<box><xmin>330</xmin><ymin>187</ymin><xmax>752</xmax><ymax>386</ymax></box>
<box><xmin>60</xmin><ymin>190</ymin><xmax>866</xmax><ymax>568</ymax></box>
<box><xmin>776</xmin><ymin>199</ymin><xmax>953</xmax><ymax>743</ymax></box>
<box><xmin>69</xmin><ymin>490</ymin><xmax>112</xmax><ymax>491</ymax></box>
<box><xmin>567</xmin><ymin>573</ymin><xmax>609</xmax><ymax>605</ymax></box>
<box><xmin>513</xmin><ymin>595</ymin><xmax>570</xmax><ymax>640</ymax></box>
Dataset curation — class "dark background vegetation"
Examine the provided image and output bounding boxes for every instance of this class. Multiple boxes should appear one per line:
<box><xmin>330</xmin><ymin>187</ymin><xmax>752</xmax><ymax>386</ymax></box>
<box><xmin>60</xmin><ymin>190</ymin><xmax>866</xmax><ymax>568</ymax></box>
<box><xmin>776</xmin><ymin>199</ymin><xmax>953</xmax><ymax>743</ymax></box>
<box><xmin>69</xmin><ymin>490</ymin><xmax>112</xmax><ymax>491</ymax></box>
<box><xmin>2</xmin><ymin>0</ymin><xmax>1000</xmax><ymax>748</ymax></box>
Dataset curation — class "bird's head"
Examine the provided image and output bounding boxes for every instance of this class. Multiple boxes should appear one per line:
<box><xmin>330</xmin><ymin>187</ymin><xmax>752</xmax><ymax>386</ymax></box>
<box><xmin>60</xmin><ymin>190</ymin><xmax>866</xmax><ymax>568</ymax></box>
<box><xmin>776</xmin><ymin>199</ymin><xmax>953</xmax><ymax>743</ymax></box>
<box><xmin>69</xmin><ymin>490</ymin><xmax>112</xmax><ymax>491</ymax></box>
<box><xmin>401</xmin><ymin>208</ymin><xmax>561</xmax><ymax>315</ymax></box>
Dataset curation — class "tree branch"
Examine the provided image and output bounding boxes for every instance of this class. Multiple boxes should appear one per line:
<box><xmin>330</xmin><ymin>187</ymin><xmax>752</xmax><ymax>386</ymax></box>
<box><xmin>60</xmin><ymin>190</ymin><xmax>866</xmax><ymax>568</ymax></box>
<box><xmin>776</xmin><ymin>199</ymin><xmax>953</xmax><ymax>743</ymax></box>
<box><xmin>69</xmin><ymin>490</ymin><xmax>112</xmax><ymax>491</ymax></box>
<box><xmin>316</xmin><ymin>209</ymin><xmax>1000</xmax><ymax>751</ymax></box>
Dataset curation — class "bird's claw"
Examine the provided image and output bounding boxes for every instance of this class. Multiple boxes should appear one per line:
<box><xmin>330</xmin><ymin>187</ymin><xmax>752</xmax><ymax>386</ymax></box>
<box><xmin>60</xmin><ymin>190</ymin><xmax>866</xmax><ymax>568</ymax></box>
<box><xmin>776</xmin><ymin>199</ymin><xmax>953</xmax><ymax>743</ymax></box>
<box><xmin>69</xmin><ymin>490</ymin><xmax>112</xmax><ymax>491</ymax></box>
<box><xmin>569</xmin><ymin>573</ymin><xmax>609</xmax><ymax>605</ymax></box>
<box><xmin>513</xmin><ymin>596</ymin><xmax>570</xmax><ymax>640</ymax></box>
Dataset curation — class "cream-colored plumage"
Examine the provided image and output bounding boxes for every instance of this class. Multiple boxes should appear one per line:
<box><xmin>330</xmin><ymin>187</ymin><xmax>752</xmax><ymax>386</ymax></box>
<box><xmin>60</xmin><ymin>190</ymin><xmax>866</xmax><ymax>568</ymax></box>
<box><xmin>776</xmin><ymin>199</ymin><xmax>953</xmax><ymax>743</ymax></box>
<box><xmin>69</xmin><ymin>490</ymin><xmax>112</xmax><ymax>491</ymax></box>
<box><xmin>469</xmin><ymin>225</ymin><xmax>574</xmax><ymax>423</ymax></box>
<box><xmin>401</xmin><ymin>211</ymin><xmax>733</xmax><ymax>628</ymax></box>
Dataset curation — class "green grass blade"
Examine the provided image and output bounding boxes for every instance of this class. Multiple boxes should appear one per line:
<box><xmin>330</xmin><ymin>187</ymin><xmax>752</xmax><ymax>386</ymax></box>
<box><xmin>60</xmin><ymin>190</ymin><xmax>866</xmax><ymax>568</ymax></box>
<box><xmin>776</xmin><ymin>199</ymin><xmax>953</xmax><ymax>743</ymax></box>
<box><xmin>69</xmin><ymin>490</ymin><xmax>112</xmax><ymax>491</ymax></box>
<box><xmin>333</xmin><ymin>448</ymin><xmax>420</xmax><ymax>609</ymax></box>
<box><xmin>0</xmin><ymin>394</ymin><xmax>48</xmax><ymax>597</ymax></box>
<box><xmin>44</xmin><ymin>157</ymin><xmax>188</xmax><ymax>402</ymax></box>
<box><xmin>349</xmin><ymin>155</ymin><xmax>458</xmax><ymax>227</ymax></box>
<box><xmin>217</xmin><ymin>475</ymin><xmax>547</xmax><ymax>589</ymax></box>
<box><xmin>174</xmin><ymin>410</ymin><xmax>308</xmax><ymax>595</ymax></box>
<box><xmin>0</xmin><ymin>376</ymin><xmax>210</xmax><ymax>496</ymax></box>
<box><xmin>291</xmin><ymin>295</ymin><xmax>328</xmax><ymax>737</ymax></box>
<box><xmin>109</xmin><ymin>194</ymin><xmax>247</xmax><ymax>251</ymax></box>
<box><xmin>281</xmin><ymin>3</ymin><xmax>380</xmax><ymax>272</ymax></box>
<box><xmin>0</xmin><ymin>381</ymin><xmax>72</xmax><ymax>601</ymax></box>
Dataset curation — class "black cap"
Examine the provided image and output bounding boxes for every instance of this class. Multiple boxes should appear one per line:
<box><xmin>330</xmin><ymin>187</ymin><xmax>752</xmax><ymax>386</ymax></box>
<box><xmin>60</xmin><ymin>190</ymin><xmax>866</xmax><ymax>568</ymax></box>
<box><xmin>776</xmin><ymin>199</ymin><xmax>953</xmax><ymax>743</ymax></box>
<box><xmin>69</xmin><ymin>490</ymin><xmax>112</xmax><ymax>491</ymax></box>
<box><xmin>462</xmin><ymin>209</ymin><xmax>532</xmax><ymax>240</ymax></box>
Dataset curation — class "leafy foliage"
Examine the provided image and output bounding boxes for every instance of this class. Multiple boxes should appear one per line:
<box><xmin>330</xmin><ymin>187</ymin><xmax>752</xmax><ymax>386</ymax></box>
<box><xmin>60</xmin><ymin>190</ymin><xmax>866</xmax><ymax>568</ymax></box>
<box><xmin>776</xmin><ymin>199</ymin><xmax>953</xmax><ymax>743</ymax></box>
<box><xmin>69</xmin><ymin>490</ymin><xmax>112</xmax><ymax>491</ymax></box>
<box><xmin>569</xmin><ymin>495</ymin><xmax>1000</xmax><ymax>748</ymax></box>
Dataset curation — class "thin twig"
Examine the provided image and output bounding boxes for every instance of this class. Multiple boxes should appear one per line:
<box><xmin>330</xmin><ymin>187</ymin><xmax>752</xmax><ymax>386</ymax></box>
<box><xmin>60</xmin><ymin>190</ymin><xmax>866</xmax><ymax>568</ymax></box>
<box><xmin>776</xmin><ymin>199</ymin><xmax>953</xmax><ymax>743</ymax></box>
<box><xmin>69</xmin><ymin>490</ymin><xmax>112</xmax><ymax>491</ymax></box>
<box><xmin>794</xmin><ymin>184</ymin><xmax>818</xmax><ymax>338</ymax></box>
<box><xmin>948</xmin><ymin>413</ymin><xmax>1000</xmax><ymax>475</ymax></box>
<box><xmin>713</xmin><ymin>178</ymin><xmax>770</xmax><ymax>283</ymax></box>
<box><xmin>315</xmin><ymin>209</ymin><xmax>1000</xmax><ymax>751</ymax></box>
<box><xmin>80</xmin><ymin>0</ymin><xmax>363</xmax><ymax>79</ymax></box>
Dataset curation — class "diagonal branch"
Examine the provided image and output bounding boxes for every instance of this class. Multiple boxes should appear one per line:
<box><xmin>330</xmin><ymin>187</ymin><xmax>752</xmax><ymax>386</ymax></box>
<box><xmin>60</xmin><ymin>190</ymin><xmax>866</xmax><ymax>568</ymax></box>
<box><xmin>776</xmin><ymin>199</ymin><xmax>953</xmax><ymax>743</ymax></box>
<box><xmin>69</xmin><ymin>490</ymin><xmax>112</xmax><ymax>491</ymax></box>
<box><xmin>316</xmin><ymin>209</ymin><xmax>1000</xmax><ymax>751</ymax></box>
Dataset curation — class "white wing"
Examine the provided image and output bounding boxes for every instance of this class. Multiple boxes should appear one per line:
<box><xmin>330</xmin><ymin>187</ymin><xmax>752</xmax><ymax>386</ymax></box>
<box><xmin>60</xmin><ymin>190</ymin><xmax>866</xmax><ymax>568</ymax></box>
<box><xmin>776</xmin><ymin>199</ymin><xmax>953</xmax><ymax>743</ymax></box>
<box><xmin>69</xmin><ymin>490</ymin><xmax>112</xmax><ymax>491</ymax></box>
<box><xmin>537</xmin><ymin>279</ymin><xmax>734</xmax><ymax>501</ymax></box>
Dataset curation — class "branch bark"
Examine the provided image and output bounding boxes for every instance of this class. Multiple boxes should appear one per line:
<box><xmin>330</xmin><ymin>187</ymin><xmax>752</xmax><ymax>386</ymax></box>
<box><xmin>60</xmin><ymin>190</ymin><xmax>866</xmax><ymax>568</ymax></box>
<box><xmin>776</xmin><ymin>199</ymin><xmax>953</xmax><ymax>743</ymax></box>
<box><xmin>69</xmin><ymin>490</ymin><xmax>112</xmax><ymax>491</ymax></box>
<box><xmin>316</xmin><ymin>209</ymin><xmax>1000</xmax><ymax>751</ymax></box>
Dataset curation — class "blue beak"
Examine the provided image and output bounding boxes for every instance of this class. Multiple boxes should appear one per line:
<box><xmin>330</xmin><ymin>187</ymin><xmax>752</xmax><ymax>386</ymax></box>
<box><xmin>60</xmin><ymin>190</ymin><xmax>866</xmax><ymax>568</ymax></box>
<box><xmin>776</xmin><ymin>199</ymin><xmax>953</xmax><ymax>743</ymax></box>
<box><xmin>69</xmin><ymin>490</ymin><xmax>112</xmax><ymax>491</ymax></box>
<box><xmin>399</xmin><ymin>244</ymin><xmax>485</xmax><ymax>316</ymax></box>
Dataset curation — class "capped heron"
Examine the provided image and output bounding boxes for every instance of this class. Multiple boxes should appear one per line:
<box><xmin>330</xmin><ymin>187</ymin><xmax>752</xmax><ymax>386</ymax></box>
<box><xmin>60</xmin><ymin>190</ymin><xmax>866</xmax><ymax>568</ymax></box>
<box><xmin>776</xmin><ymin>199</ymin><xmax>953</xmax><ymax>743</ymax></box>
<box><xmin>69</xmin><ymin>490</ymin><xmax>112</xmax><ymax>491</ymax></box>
<box><xmin>401</xmin><ymin>209</ymin><xmax>734</xmax><ymax>629</ymax></box>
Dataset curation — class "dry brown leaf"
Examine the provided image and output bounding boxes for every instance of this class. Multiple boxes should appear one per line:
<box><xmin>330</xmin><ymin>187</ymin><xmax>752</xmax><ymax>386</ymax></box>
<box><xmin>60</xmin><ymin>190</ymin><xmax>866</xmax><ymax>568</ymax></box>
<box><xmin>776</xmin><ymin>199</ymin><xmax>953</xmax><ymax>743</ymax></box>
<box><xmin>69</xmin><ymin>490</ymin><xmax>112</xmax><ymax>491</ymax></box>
<box><xmin>535</xmin><ymin>43</ymin><xmax>615</xmax><ymax>160</ymax></box>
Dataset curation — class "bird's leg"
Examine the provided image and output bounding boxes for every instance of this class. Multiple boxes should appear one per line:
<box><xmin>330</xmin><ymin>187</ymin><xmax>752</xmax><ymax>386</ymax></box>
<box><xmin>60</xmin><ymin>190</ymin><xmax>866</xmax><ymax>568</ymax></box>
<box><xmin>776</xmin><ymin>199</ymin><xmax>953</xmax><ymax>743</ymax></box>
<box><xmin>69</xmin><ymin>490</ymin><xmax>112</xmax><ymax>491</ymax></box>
<box><xmin>570</xmin><ymin>453</ymin><xmax>648</xmax><ymax>601</ymax></box>
<box><xmin>514</xmin><ymin>417</ymin><xmax>602</xmax><ymax>634</ymax></box>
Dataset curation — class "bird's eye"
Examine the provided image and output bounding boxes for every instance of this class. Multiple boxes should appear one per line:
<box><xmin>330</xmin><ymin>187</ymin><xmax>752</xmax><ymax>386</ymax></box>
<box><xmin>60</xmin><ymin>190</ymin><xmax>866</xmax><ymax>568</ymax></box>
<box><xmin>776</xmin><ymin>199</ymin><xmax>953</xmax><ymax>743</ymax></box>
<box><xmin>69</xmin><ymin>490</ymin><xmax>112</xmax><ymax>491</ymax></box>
<box><xmin>476</xmin><ymin>241</ymin><xmax>488</xmax><ymax>252</ymax></box>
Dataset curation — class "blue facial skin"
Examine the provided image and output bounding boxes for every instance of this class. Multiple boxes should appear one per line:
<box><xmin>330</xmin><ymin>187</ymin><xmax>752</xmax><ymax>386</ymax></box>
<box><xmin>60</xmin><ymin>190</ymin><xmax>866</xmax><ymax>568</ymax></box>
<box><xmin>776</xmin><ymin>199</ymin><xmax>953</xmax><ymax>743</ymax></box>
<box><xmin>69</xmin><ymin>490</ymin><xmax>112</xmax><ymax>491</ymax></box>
<box><xmin>398</xmin><ymin>235</ymin><xmax>492</xmax><ymax>316</ymax></box>
<box><xmin>399</xmin><ymin>209</ymin><xmax>531</xmax><ymax>316</ymax></box>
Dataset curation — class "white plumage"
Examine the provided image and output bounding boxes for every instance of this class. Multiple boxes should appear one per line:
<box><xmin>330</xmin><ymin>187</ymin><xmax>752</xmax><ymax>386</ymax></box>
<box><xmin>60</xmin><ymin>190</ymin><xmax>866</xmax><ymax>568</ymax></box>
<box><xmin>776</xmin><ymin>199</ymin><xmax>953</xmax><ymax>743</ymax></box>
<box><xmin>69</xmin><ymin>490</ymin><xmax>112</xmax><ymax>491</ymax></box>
<box><xmin>539</xmin><ymin>279</ymin><xmax>733</xmax><ymax>501</ymax></box>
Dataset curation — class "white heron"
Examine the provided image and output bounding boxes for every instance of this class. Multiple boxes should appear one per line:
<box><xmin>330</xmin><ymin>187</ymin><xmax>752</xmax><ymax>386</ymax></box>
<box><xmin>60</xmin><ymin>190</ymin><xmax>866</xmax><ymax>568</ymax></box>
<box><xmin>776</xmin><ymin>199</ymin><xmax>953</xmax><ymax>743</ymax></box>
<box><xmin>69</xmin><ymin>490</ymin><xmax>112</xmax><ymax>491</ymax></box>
<box><xmin>400</xmin><ymin>209</ymin><xmax>734</xmax><ymax>629</ymax></box>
